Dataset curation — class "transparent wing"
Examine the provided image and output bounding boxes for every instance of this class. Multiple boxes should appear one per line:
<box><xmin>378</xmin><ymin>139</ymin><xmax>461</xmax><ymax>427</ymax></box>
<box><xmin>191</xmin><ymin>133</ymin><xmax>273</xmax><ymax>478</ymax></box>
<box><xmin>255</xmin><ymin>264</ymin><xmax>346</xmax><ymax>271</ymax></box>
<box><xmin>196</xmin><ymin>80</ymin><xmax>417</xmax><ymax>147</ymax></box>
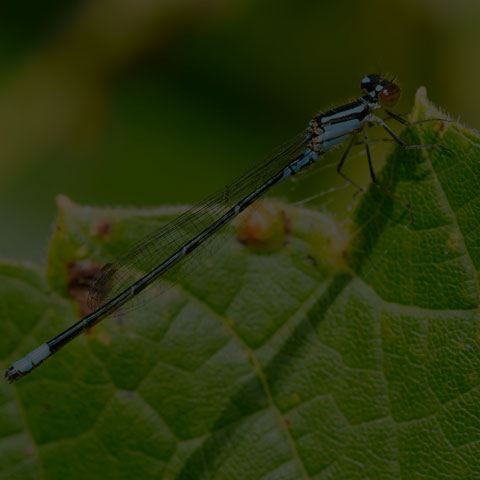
<box><xmin>88</xmin><ymin>132</ymin><xmax>310</xmax><ymax>312</ymax></box>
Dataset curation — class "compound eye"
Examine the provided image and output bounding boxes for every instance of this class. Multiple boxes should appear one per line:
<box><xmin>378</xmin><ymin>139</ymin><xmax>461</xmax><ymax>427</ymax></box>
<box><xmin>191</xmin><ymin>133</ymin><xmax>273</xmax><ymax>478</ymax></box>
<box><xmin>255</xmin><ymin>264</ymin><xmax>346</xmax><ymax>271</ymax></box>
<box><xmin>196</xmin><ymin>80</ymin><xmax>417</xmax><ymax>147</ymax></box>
<box><xmin>379</xmin><ymin>83</ymin><xmax>401</xmax><ymax>107</ymax></box>
<box><xmin>360</xmin><ymin>74</ymin><xmax>378</xmax><ymax>92</ymax></box>
<box><xmin>360</xmin><ymin>76</ymin><xmax>371</xmax><ymax>91</ymax></box>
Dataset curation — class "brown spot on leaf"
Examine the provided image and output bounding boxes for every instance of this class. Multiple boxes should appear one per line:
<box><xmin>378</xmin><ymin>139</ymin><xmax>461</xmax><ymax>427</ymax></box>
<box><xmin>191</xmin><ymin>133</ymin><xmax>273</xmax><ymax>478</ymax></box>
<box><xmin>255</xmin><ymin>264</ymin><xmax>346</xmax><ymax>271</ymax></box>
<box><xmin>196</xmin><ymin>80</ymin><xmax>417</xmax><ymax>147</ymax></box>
<box><xmin>281</xmin><ymin>209</ymin><xmax>292</xmax><ymax>235</ymax></box>
<box><xmin>90</xmin><ymin>219</ymin><xmax>112</xmax><ymax>239</ymax></box>
<box><xmin>67</xmin><ymin>260</ymin><xmax>103</xmax><ymax>317</ymax></box>
<box><xmin>236</xmin><ymin>201</ymin><xmax>288</xmax><ymax>252</ymax></box>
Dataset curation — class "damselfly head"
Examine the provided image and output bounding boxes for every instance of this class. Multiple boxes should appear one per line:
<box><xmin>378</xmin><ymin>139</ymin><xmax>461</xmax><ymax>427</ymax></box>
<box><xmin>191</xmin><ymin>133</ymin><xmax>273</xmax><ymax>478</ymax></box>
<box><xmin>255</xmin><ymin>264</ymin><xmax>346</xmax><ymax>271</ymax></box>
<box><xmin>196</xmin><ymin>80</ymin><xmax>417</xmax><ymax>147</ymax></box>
<box><xmin>360</xmin><ymin>74</ymin><xmax>401</xmax><ymax>107</ymax></box>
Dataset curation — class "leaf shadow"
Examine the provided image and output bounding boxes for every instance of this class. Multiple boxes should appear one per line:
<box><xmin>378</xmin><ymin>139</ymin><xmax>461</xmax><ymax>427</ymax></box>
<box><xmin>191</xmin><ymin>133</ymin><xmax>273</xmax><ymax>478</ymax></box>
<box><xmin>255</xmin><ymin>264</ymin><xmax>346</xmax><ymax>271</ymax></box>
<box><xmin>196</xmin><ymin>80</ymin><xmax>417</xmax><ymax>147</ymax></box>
<box><xmin>176</xmin><ymin>274</ymin><xmax>353</xmax><ymax>479</ymax></box>
<box><xmin>347</xmin><ymin>134</ymin><xmax>429</xmax><ymax>273</ymax></box>
<box><xmin>176</xmin><ymin>135</ymin><xmax>429</xmax><ymax>478</ymax></box>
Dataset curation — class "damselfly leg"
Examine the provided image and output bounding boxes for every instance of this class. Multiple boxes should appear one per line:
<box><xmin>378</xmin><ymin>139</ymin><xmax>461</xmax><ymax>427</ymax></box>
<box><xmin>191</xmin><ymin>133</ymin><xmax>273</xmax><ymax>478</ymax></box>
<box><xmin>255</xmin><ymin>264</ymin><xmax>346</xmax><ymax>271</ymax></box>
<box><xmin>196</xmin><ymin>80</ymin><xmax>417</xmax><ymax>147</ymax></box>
<box><xmin>336</xmin><ymin>133</ymin><xmax>365</xmax><ymax>195</ymax></box>
<box><xmin>363</xmin><ymin>126</ymin><xmax>414</xmax><ymax>222</ymax></box>
<box><xmin>371</xmin><ymin>115</ymin><xmax>453</xmax><ymax>153</ymax></box>
<box><xmin>336</xmin><ymin>112</ymin><xmax>451</xmax><ymax>222</ymax></box>
<box><xmin>384</xmin><ymin>109</ymin><xmax>452</xmax><ymax>128</ymax></box>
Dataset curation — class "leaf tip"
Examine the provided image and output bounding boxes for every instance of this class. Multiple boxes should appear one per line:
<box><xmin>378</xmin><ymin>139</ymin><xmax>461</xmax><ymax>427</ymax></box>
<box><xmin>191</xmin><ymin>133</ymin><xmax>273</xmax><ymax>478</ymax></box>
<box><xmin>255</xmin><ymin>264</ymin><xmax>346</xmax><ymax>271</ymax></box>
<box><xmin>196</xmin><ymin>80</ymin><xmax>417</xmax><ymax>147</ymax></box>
<box><xmin>415</xmin><ymin>85</ymin><xmax>428</xmax><ymax>102</ymax></box>
<box><xmin>412</xmin><ymin>86</ymin><xmax>432</xmax><ymax>121</ymax></box>
<box><xmin>56</xmin><ymin>194</ymin><xmax>73</xmax><ymax>210</ymax></box>
<box><xmin>412</xmin><ymin>85</ymin><xmax>447</xmax><ymax>124</ymax></box>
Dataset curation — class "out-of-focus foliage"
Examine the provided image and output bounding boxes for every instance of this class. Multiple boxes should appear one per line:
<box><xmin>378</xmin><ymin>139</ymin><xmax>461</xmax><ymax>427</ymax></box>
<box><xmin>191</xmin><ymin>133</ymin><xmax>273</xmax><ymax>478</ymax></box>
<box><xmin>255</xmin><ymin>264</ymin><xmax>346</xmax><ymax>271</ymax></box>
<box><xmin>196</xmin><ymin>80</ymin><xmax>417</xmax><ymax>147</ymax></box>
<box><xmin>1</xmin><ymin>0</ymin><xmax>480</xmax><ymax>263</ymax></box>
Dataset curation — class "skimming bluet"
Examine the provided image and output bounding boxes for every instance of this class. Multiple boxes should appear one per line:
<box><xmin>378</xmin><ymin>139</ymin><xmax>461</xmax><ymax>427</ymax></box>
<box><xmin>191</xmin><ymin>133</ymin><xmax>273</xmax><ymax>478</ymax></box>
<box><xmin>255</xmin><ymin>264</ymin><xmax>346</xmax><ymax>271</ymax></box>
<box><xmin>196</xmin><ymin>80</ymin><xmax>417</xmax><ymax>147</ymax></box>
<box><xmin>5</xmin><ymin>74</ymin><xmax>450</xmax><ymax>383</ymax></box>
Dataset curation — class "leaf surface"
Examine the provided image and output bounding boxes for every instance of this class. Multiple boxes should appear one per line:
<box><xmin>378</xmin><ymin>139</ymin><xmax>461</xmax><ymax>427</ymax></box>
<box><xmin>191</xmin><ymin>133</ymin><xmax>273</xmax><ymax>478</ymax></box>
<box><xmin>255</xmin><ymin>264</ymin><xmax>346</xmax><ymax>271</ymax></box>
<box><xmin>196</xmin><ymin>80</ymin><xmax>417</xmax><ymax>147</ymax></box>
<box><xmin>1</xmin><ymin>89</ymin><xmax>480</xmax><ymax>479</ymax></box>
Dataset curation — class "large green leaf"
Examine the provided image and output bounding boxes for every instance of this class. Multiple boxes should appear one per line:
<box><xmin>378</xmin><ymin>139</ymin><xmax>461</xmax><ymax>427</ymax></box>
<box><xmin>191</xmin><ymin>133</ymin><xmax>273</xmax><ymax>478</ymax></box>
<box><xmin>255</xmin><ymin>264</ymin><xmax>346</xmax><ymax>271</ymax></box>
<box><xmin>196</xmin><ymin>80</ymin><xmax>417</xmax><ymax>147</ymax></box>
<box><xmin>1</xmin><ymin>88</ymin><xmax>480</xmax><ymax>479</ymax></box>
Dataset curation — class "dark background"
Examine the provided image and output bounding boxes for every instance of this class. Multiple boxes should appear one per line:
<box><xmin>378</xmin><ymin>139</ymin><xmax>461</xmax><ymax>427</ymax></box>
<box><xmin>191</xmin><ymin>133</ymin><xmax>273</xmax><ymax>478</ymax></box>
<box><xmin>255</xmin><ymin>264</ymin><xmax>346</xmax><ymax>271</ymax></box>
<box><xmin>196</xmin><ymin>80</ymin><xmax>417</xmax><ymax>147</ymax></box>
<box><xmin>1</xmin><ymin>0</ymin><xmax>479</xmax><ymax>262</ymax></box>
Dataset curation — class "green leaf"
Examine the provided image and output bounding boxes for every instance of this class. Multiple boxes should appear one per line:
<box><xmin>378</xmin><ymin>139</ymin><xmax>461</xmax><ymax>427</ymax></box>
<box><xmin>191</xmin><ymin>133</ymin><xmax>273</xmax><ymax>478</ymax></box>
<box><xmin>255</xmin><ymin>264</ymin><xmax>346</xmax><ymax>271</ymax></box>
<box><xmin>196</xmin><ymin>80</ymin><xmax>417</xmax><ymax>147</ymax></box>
<box><xmin>1</xmin><ymin>88</ymin><xmax>480</xmax><ymax>479</ymax></box>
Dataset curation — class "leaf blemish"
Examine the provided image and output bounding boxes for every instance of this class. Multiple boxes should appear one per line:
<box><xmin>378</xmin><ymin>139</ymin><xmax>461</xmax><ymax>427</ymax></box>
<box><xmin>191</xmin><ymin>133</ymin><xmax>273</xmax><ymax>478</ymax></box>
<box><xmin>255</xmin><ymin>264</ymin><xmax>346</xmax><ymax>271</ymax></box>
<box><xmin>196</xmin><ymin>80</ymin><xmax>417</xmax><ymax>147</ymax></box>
<box><xmin>67</xmin><ymin>260</ymin><xmax>103</xmax><ymax>316</ymax></box>
<box><xmin>90</xmin><ymin>219</ymin><xmax>112</xmax><ymax>239</ymax></box>
<box><xmin>236</xmin><ymin>201</ymin><xmax>287</xmax><ymax>253</ymax></box>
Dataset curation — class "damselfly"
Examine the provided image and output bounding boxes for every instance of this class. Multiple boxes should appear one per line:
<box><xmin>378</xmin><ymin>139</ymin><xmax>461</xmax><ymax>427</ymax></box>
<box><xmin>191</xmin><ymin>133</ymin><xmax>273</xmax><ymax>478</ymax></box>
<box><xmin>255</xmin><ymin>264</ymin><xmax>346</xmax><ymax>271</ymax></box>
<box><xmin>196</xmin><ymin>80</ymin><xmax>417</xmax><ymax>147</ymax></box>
<box><xmin>5</xmin><ymin>74</ymin><xmax>449</xmax><ymax>383</ymax></box>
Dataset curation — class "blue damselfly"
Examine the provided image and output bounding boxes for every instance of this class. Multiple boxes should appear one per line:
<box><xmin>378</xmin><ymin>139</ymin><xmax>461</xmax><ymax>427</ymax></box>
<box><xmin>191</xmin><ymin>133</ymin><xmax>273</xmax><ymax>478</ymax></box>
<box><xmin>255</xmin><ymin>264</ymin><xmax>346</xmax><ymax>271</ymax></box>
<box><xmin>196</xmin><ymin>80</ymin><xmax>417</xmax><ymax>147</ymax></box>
<box><xmin>5</xmin><ymin>74</ymin><xmax>449</xmax><ymax>383</ymax></box>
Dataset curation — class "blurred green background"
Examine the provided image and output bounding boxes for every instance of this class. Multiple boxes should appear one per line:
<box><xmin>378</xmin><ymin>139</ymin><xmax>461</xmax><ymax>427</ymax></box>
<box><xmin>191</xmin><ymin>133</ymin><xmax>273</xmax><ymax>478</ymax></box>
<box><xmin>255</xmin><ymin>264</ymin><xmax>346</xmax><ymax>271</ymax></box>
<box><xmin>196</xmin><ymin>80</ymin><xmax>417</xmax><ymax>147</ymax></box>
<box><xmin>1</xmin><ymin>0</ymin><xmax>480</xmax><ymax>262</ymax></box>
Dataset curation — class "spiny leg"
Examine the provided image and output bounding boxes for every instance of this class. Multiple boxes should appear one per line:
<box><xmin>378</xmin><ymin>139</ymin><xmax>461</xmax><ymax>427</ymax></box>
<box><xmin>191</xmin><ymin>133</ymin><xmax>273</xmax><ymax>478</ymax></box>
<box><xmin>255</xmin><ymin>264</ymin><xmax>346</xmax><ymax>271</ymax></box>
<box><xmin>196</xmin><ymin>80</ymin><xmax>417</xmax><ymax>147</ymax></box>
<box><xmin>363</xmin><ymin>127</ymin><xmax>414</xmax><ymax>223</ymax></box>
<box><xmin>383</xmin><ymin>112</ymin><xmax>408</xmax><ymax>122</ymax></box>
<box><xmin>370</xmin><ymin>114</ymin><xmax>453</xmax><ymax>153</ymax></box>
<box><xmin>384</xmin><ymin>109</ymin><xmax>452</xmax><ymax>128</ymax></box>
<box><xmin>354</xmin><ymin>138</ymin><xmax>394</xmax><ymax>146</ymax></box>
<box><xmin>336</xmin><ymin>133</ymin><xmax>364</xmax><ymax>194</ymax></box>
